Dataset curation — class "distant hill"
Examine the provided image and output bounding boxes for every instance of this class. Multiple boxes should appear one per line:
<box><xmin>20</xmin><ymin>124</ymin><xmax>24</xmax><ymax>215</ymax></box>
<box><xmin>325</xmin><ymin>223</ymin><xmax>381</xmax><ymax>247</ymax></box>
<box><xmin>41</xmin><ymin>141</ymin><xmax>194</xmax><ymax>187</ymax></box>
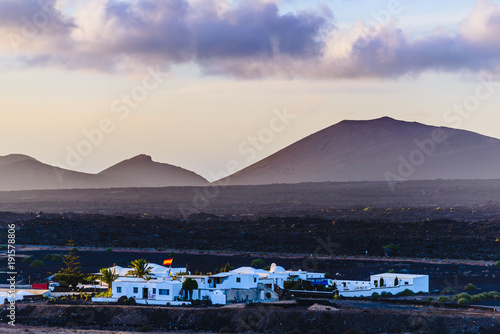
<box><xmin>98</xmin><ymin>154</ymin><xmax>208</xmax><ymax>187</ymax></box>
<box><xmin>218</xmin><ymin>117</ymin><xmax>500</xmax><ymax>185</ymax></box>
<box><xmin>0</xmin><ymin>154</ymin><xmax>207</xmax><ymax>191</ymax></box>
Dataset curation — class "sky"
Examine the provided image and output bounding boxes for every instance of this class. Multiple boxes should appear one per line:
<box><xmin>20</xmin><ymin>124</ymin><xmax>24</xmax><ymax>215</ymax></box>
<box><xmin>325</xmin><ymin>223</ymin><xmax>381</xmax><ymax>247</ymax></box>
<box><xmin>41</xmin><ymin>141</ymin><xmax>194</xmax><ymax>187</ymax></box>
<box><xmin>1</xmin><ymin>0</ymin><xmax>500</xmax><ymax>181</ymax></box>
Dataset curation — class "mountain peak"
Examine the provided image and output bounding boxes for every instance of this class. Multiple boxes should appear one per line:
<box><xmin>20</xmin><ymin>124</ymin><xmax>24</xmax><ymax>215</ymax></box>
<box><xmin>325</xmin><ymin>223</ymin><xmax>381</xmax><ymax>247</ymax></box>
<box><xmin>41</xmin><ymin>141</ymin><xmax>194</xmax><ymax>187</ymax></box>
<box><xmin>129</xmin><ymin>154</ymin><xmax>153</xmax><ymax>162</ymax></box>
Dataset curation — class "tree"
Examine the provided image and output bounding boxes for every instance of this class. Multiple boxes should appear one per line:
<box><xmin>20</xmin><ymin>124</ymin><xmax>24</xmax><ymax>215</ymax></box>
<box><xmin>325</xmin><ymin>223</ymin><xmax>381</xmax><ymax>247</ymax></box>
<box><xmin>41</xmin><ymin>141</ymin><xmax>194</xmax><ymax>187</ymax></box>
<box><xmin>383</xmin><ymin>244</ymin><xmax>400</xmax><ymax>255</ymax></box>
<box><xmin>100</xmin><ymin>267</ymin><xmax>118</xmax><ymax>291</ymax></box>
<box><xmin>54</xmin><ymin>240</ymin><xmax>85</xmax><ymax>289</ymax></box>
<box><xmin>182</xmin><ymin>278</ymin><xmax>198</xmax><ymax>300</ymax></box>
<box><xmin>251</xmin><ymin>259</ymin><xmax>265</xmax><ymax>268</ymax></box>
<box><xmin>221</xmin><ymin>262</ymin><xmax>231</xmax><ymax>273</ymax></box>
<box><xmin>126</xmin><ymin>259</ymin><xmax>152</xmax><ymax>279</ymax></box>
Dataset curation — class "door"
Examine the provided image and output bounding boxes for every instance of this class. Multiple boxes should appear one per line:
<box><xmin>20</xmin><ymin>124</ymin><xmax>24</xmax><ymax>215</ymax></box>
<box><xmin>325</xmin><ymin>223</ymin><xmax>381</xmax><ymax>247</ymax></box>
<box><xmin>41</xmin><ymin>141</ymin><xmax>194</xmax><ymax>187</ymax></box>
<box><xmin>143</xmin><ymin>288</ymin><xmax>148</xmax><ymax>299</ymax></box>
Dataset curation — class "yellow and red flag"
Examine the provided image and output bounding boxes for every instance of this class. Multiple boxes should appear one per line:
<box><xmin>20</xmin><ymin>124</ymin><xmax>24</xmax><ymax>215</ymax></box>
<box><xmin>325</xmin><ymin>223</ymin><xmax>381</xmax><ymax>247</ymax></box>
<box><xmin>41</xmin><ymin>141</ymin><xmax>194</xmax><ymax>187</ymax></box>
<box><xmin>163</xmin><ymin>258</ymin><xmax>173</xmax><ymax>266</ymax></box>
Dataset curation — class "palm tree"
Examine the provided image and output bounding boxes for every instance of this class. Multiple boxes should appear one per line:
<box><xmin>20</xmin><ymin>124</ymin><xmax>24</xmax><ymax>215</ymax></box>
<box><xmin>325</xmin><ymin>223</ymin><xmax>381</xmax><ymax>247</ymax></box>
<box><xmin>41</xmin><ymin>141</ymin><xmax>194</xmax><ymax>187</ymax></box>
<box><xmin>126</xmin><ymin>259</ymin><xmax>153</xmax><ymax>279</ymax></box>
<box><xmin>100</xmin><ymin>267</ymin><xmax>118</xmax><ymax>291</ymax></box>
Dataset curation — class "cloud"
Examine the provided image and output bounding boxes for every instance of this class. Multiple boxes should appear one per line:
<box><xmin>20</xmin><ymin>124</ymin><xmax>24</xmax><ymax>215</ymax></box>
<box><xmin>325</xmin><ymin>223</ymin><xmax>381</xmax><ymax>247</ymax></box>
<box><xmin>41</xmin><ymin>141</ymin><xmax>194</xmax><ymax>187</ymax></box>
<box><xmin>1</xmin><ymin>0</ymin><xmax>500</xmax><ymax>79</ymax></box>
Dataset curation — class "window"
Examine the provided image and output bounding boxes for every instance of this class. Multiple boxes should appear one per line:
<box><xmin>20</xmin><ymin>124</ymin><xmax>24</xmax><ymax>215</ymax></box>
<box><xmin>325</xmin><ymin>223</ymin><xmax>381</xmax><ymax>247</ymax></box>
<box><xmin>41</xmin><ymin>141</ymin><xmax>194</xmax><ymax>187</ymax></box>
<box><xmin>254</xmin><ymin>278</ymin><xmax>257</xmax><ymax>283</ymax></box>
<box><xmin>116</xmin><ymin>287</ymin><xmax>122</xmax><ymax>293</ymax></box>
<box><xmin>159</xmin><ymin>289</ymin><xmax>170</xmax><ymax>295</ymax></box>
<box><xmin>153</xmin><ymin>288</ymin><xmax>156</xmax><ymax>294</ymax></box>
<box><xmin>405</xmin><ymin>282</ymin><xmax>409</xmax><ymax>285</ymax></box>
<box><xmin>133</xmin><ymin>287</ymin><xmax>138</xmax><ymax>294</ymax></box>
<box><xmin>236</xmin><ymin>277</ymin><xmax>241</xmax><ymax>283</ymax></box>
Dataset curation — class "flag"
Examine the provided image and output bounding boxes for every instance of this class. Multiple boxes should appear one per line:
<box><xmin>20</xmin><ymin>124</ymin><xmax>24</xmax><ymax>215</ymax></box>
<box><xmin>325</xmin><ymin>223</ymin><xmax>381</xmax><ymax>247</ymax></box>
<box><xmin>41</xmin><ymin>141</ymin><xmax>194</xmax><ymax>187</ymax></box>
<box><xmin>163</xmin><ymin>258</ymin><xmax>173</xmax><ymax>266</ymax></box>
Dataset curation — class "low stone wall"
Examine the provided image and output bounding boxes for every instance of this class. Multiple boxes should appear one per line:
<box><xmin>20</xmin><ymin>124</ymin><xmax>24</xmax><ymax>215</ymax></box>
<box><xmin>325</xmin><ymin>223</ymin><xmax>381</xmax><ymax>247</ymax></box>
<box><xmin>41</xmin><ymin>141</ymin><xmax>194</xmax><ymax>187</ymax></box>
<box><xmin>1</xmin><ymin>303</ymin><xmax>499</xmax><ymax>333</ymax></box>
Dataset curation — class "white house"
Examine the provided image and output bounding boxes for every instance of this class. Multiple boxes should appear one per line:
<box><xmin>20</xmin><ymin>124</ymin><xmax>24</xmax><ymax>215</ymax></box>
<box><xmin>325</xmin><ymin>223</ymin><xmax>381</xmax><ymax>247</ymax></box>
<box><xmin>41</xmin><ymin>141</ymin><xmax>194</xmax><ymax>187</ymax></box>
<box><xmin>102</xmin><ymin>276</ymin><xmax>187</xmax><ymax>306</ymax></box>
<box><xmin>177</xmin><ymin>270</ymin><xmax>279</xmax><ymax>305</ymax></box>
<box><xmin>333</xmin><ymin>273</ymin><xmax>429</xmax><ymax>297</ymax></box>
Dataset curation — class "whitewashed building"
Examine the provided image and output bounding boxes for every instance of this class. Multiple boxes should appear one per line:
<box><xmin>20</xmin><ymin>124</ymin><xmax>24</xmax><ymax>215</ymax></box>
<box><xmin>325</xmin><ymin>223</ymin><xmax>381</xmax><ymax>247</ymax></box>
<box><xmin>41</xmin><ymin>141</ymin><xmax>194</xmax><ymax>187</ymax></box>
<box><xmin>333</xmin><ymin>273</ymin><xmax>429</xmax><ymax>297</ymax></box>
<box><xmin>93</xmin><ymin>276</ymin><xmax>188</xmax><ymax>306</ymax></box>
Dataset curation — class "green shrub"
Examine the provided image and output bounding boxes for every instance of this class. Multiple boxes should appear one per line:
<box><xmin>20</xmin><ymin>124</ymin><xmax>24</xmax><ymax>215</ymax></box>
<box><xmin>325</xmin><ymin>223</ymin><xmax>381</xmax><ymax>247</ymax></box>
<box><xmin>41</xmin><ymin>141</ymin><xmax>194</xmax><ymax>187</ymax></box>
<box><xmin>168</xmin><ymin>251</ymin><xmax>175</xmax><ymax>258</ymax></box>
<box><xmin>457</xmin><ymin>298</ymin><xmax>470</xmax><ymax>305</ymax></box>
<box><xmin>106</xmin><ymin>248</ymin><xmax>113</xmax><ymax>252</ymax></box>
<box><xmin>44</xmin><ymin>254</ymin><xmax>54</xmax><ymax>261</ymax></box>
<box><xmin>0</xmin><ymin>245</ymin><xmax>7</xmax><ymax>250</ymax></box>
<box><xmin>71</xmin><ymin>247</ymin><xmax>78</xmax><ymax>252</ymax></box>
<box><xmin>387</xmin><ymin>269</ymin><xmax>395</xmax><ymax>273</ymax></box>
<box><xmin>437</xmin><ymin>296</ymin><xmax>450</xmax><ymax>302</ymax></box>
<box><xmin>383</xmin><ymin>244</ymin><xmax>400</xmax><ymax>251</ymax></box>
<box><xmin>51</xmin><ymin>254</ymin><xmax>63</xmax><ymax>261</ymax></box>
<box><xmin>22</xmin><ymin>256</ymin><xmax>33</xmax><ymax>264</ymax></box>
<box><xmin>426</xmin><ymin>297</ymin><xmax>434</xmax><ymax>302</ymax></box>
<box><xmin>96</xmin><ymin>290</ymin><xmax>112</xmax><ymax>297</ymax></box>
<box><xmin>471</xmin><ymin>294</ymin><xmax>486</xmax><ymax>302</ymax></box>
<box><xmin>441</xmin><ymin>287</ymin><xmax>455</xmax><ymax>294</ymax></box>
<box><xmin>487</xmin><ymin>291</ymin><xmax>500</xmax><ymax>300</ymax></box>
<box><xmin>464</xmin><ymin>283</ymin><xmax>478</xmax><ymax>291</ymax></box>
<box><xmin>453</xmin><ymin>293</ymin><xmax>471</xmax><ymax>301</ymax></box>
<box><xmin>371</xmin><ymin>292</ymin><xmax>381</xmax><ymax>300</ymax></box>
<box><xmin>251</xmin><ymin>259</ymin><xmax>265</xmax><ymax>268</ymax></box>
<box><xmin>397</xmin><ymin>289</ymin><xmax>415</xmax><ymax>296</ymax></box>
<box><xmin>494</xmin><ymin>261</ymin><xmax>500</xmax><ymax>267</ymax></box>
<box><xmin>30</xmin><ymin>260</ymin><xmax>45</xmax><ymax>267</ymax></box>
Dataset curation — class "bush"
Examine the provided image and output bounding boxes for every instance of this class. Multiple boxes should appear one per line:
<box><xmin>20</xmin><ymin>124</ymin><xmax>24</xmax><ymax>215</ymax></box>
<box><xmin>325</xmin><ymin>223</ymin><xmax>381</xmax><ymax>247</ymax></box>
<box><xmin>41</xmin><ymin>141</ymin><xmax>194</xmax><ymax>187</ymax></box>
<box><xmin>426</xmin><ymin>297</ymin><xmax>434</xmax><ymax>302</ymax></box>
<box><xmin>1</xmin><ymin>245</ymin><xmax>7</xmax><ymax>250</ymax></box>
<box><xmin>453</xmin><ymin>293</ymin><xmax>471</xmax><ymax>301</ymax></box>
<box><xmin>397</xmin><ymin>289</ymin><xmax>415</xmax><ymax>296</ymax></box>
<box><xmin>464</xmin><ymin>283</ymin><xmax>478</xmax><ymax>291</ymax></box>
<box><xmin>487</xmin><ymin>291</ymin><xmax>500</xmax><ymax>300</ymax></box>
<box><xmin>371</xmin><ymin>292</ymin><xmax>381</xmax><ymax>300</ymax></box>
<box><xmin>97</xmin><ymin>290</ymin><xmax>112</xmax><ymax>298</ymax></box>
<box><xmin>284</xmin><ymin>280</ymin><xmax>300</xmax><ymax>290</ymax></box>
<box><xmin>30</xmin><ymin>260</ymin><xmax>45</xmax><ymax>267</ymax></box>
<box><xmin>43</xmin><ymin>254</ymin><xmax>54</xmax><ymax>261</ymax></box>
<box><xmin>250</xmin><ymin>259</ymin><xmax>265</xmax><ymax>268</ymax></box>
<box><xmin>387</xmin><ymin>269</ymin><xmax>395</xmax><ymax>273</ymax></box>
<box><xmin>22</xmin><ymin>256</ymin><xmax>33</xmax><ymax>264</ymax></box>
<box><xmin>437</xmin><ymin>296</ymin><xmax>450</xmax><ymax>302</ymax></box>
<box><xmin>441</xmin><ymin>287</ymin><xmax>455</xmax><ymax>294</ymax></box>
<box><xmin>51</xmin><ymin>254</ymin><xmax>63</xmax><ymax>261</ymax></box>
<box><xmin>383</xmin><ymin>244</ymin><xmax>400</xmax><ymax>251</ymax></box>
<box><xmin>105</xmin><ymin>248</ymin><xmax>113</xmax><ymax>252</ymax></box>
<box><xmin>457</xmin><ymin>298</ymin><xmax>470</xmax><ymax>305</ymax></box>
<box><xmin>168</xmin><ymin>251</ymin><xmax>175</xmax><ymax>258</ymax></box>
<box><xmin>471</xmin><ymin>294</ymin><xmax>486</xmax><ymax>302</ymax></box>
<box><xmin>494</xmin><ymin>261</ymin><xmax>500</xmax><ymax>267</ymax></box>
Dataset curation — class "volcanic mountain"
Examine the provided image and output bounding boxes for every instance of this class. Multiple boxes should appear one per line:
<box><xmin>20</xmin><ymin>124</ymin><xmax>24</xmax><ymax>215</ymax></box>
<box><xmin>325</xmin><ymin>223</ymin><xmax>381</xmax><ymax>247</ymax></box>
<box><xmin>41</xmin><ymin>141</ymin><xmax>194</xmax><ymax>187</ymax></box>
<box><xmin>0</xmin><ymin>154</ymin><xmax>207</xmax><ymax>191</ymax></box>
<box><xmin>218</xmin><ymin>117</ymin><xmax>500</xmax><ymax>185</ymax></box>
<box><xmin>98</xmin><ymin>154</ymin><xmax>208</xmax><ymax>187</ymax></box>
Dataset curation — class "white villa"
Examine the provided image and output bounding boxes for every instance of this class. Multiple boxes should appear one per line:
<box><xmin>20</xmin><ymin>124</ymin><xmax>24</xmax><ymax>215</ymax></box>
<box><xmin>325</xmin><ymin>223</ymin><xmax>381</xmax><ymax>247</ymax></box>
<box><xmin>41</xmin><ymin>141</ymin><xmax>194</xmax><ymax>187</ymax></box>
<box><xmin>332</xmin><ymin>273</ymin><xmax>429</xmax><ymax>297</ymax></box>
<box><xmin>91</xmin><ymin>261</ymin><xmax>429</xmax><ymax>305</ymax></box>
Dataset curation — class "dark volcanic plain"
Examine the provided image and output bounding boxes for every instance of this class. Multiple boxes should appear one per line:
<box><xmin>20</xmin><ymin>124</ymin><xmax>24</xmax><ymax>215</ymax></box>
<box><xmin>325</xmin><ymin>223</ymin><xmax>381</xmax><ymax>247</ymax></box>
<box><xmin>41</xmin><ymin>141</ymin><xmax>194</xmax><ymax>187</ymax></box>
<box><xmin>1</xmin><ymin>179</ymin><xmax>500</xmax><ymax>260</ymax></box>
<box><xmin>2</xmin><ymin>179</ymin><xmax>500</xmax><ymax>334</ymax></box>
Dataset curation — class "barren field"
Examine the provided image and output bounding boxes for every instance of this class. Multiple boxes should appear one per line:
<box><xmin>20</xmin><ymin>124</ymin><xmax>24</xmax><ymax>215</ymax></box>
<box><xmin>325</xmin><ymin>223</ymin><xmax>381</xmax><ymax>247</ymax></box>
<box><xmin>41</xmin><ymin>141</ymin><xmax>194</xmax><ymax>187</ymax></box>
<box><xmin>0</xmin><ymin>179</ymin><xmax>500</xmax><ymax>220</ymax></box>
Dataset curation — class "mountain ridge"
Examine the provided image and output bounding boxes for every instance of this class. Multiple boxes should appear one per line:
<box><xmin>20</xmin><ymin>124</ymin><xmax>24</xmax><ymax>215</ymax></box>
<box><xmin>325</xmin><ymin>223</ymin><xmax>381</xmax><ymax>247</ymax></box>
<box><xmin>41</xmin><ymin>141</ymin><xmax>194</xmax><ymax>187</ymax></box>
<box><xmin>0</xmin><ymin>154</ymin><xmax>208</xmax><ymax>191</ymax></box>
